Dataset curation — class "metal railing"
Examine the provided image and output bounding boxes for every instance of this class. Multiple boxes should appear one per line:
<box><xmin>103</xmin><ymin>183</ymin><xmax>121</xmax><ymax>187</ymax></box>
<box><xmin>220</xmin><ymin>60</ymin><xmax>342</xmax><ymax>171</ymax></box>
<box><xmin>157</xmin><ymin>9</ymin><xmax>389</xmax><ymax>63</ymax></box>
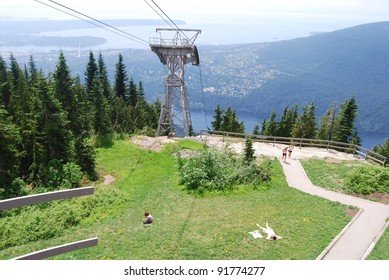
<box><xmin>0</xmin><ymin>187</ymin><xmax>98</xmax><ymax>260</ymax></box>
<box><xmin>200</xmin><ymin>130</ymin><xmax>387</xmax><ymax>166</ymax></box>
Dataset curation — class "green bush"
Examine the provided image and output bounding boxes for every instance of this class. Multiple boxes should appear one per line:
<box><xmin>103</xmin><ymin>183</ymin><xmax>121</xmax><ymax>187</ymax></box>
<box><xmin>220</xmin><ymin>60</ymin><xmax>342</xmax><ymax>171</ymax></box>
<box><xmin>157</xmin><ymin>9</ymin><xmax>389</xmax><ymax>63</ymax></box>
<box><xmin>344</xmin><ymin>165</ymin><xmax>389</xmax><ymax>194</ymax></box>
<box><xmin>178</xmin><ymin>145</ymin><xmax>272</xmax><ymax>193</ymax></box>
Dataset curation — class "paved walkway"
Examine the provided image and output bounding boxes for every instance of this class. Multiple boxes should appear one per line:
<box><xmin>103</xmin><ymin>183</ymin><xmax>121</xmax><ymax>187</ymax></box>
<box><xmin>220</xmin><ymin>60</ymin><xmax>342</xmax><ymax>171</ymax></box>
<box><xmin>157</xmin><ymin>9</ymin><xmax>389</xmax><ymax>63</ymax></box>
<box><xmin>281</xmin><ymin>158</ymin><xmax>389</xmax><ymax>260</ymax></box>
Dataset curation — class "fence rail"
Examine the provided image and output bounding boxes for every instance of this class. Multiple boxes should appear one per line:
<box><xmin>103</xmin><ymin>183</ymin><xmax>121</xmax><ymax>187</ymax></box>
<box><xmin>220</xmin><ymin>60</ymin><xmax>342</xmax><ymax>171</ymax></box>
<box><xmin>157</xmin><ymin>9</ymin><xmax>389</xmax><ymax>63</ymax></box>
<box><xmin>0</xmin><ymin>187</ymin><xmax>94</xmax><ymax>211</ymax></box>
<box><xmin>13</xmin><ymin>238</ymin><xmax>98</xmax><ymax>260</ymax></box>
<box><xmin>0</xmin><ymin>186</ymin><xmax>97</xmax><ymax>260</ymax></box>
<box><xmin>200</xmin><ymin>130</ymin><xmax>387</xmax><ymax>166</ymax></box>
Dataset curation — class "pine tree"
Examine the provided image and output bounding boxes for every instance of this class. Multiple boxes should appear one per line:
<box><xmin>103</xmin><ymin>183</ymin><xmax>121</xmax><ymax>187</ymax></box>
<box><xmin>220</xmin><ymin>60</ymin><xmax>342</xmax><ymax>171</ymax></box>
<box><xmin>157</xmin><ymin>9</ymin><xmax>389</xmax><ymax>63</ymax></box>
<box><xmin>0</xmin><ymin>56</ymin><xmax>11</xmax><ymax>107</ymax></box>
<box><xmin>114</xmin><ymin>53</ymin><xmax>128</xmax><ymax>101</ymax></box>
<box><xmin>211</xmin><ymin>104</ymin><xmax>223</xmax><ymax>131</ymax></box>
<box><xmin>40</xmin><ymin>76</ymin><xmax>74</xmax><ymax>163</ymax></box>
<box><xmin>332</xmin><ymin>97</ymin><xmax>358</xmax><ymax>143</ymax></box>
<box><xmin>28</xmin><ymin>55</ymin><xmax>38</xmax><ymax>86</ymax></box>
<box><xmin>128</xmin><ymin>77</ymin><xmax>137</xmax><ymax>106</ymax></box>
<box><xmin>92</xmin><ymin>78</ymin><xmax>113</xmax><ymax>146</ymax></box>
<box><xmin>277</xmin><ymin>105</ymin><xmax>298</xmax><ymax>137</ymax></box>
<box><xmin>263</xmin><ymin>110</ymin><xmax>277</xmax><ymax>136</ymax></box>
<box><xmin>291</xmin><ymin>102</ymin><xmax>317</xmax><ymax>139</ymax></box>
<box><xmin>373</xmin><ymin>139</ymin><xmax>389</xmax><ymax>166</ymax></box>
<box><xmin>97</xmin><ymin>52</ymin><xmax>111</xmax><ymax>100</ymax></box>
<box><xmin>0</xmin><ymin>106</ymin><xmax>22</xmax><ymax>196</ymax></box>
<box><xmin>85</xmin><ymin>51</ymin><xmax>98</xmax><ymax>96</ymax></box>
<box><xmin>244</xmin><ymin>137</ymin><xmax>256</xmax><ymax>163</ymax></box>
<box><xmin>221</xmin><ymin>107</ymin><xmax>245</xmax><ymax>133</ymax></box>
<box><xmin>52</xmin><ymin>52</ymin><xmax>80</xmax><ymax>137</ymax></box>
<box><xmin>252</xmin><ymin>123</ymin><xmax>260</xmax><ymax>135</ymax></box>
<box><xmin>317</xmin><ymin>104</ymin><xmax>337</xmax><ymax>140</ymax></box>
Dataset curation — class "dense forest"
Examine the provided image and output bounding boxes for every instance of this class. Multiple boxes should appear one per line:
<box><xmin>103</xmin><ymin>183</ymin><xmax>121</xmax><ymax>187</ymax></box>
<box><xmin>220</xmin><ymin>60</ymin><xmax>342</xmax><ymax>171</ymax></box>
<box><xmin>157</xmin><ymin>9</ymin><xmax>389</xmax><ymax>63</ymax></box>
<box><xmin>0</xmin><ymin>51</ymin><xmax>161</xmax><ymax>199</ymax></box>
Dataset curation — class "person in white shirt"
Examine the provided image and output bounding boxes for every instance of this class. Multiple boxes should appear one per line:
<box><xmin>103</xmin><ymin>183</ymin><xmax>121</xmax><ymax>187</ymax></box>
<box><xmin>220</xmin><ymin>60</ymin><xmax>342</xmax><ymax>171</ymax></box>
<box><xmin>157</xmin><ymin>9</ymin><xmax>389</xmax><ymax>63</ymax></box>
<box><xmin>257</xmin><ymin>222</ymin><xmax>282</xmax><ymax>240</ymax></box>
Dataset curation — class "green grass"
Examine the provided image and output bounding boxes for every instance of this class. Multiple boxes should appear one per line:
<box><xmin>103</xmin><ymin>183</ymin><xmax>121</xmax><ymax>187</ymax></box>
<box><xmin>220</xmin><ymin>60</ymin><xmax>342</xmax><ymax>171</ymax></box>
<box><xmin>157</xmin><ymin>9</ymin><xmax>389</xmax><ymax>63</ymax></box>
<box><xmin>300</xmin><ymin>158</ymin><xmax>364</xmax><ymax>192</ymax></box>
<box><xmin>301</xmin><ymin>158</ymin><xmax>389</xmax><ymax>260</ymax></box>
<box><xmin>368</xmin><ymin>225</ymin><xmax>389</xmax><ymax>260</ymax></box>
<box><xmin>0</xmin><ymin>139</ymin><xmax>353</xmax><ymax>260</ymax></box>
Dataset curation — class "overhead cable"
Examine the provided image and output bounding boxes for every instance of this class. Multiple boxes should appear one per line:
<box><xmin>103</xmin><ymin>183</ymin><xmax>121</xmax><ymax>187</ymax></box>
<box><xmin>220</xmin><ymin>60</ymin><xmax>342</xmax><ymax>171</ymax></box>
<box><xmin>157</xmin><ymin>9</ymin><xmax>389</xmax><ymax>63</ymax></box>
<box><xmin>35</xmin><ymin>0</ymin><xmax>149</xmax><ymax>46</ymax></box>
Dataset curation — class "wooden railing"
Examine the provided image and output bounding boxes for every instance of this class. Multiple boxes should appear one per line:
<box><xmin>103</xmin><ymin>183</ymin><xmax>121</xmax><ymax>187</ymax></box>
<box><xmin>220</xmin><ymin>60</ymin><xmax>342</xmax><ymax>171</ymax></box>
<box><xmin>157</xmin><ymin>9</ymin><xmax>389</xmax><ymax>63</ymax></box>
<box><xmin>0</xmin><ymin>187</ymin><xmax>98</xmax><ymax>260</ymax></box>
<box><xmin>200</xmin><ymin>130</ymin><xmax>387</xmax><ymax>166</ymax></box>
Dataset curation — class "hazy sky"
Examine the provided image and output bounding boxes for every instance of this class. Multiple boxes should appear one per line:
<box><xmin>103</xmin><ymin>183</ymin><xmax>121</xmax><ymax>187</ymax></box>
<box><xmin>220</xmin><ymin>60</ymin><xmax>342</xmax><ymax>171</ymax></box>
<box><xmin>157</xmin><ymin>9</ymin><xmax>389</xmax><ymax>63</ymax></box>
<box><xmin>1</xmin><ymin>0</ymin><xmax>389</xmax><ymax>46</ymax></box>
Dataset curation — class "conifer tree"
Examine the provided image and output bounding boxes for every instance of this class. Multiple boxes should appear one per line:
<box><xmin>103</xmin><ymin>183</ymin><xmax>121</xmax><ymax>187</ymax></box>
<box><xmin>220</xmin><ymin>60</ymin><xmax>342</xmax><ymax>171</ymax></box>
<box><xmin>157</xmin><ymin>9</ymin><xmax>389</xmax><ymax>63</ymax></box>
<box><xmin>114</xmin><ymin>53</ymin><xmax>128</xmax><ymax>101</ymax></box>
<box><xmin>211</xmin><ymin>104</ymin><xmax>223</xmax><ymax>131</ymax></box>
<box><xmin>263</xmin><ymin>110</ymin><xmax>277</xmax><ymax>136</ymax></box>
<box><xmin>85</xmin><ymin>51</ymin><xmax>98</xmax><ymax>97</ymax></box>
<box><xmin>128</xmin><ymin>77</ymin><xmax>138</xmax><ymax>106</ymax></box>
<box><xmin>291</xmin><ymin>102</ymin><xmax>317</xmax><ymax>139</ymax></box>
<box><xmin>252</xmin><ymin>123</ymin><xmax>260</xmax><ymax>135</ymax></box>
<box><xmin>0</xmin><ymin>107</ymin><xmax>22</xmax><ymax>196</ymax></box>
<box><xmin>28</xmin><ymin>55</ymin><xmax>38</xmax><ymax>86</ymax></box>
<box><xmin>244</xmin><ymin>137</ymin><xmax>256</xmax><ymax>163</ymax></box>
<box><xmin>332</xmin><ymin>97</ymin><xmax>358</xmax><ymax>143</ymax></box>
<box><xmin>92</xmin><ymin>78</ymin><xmax>113</xmax><ymax>146</ymax></box>
<box><xmin>317</xmin><ymin>106</ymin><xmax>337</xmax><ymax>140</ymax></box>
<box><xmin>0</xmin><ymin>56</ymin><xmax>11</xmax><ymax>107</ymax></box>
<box><xmin>221</xmin><ymin>107</ymin><xmax>245</xmax><ymax>133</ymax></box>
<box><xmin>277</xmin><ymin>105</ymin><xmax>298</xmax><ymax>137</ymax></box>
<box><xmin>97</xmin><ymin>52</ymin><xmax>111</xmax><ymax>100</ymax></box>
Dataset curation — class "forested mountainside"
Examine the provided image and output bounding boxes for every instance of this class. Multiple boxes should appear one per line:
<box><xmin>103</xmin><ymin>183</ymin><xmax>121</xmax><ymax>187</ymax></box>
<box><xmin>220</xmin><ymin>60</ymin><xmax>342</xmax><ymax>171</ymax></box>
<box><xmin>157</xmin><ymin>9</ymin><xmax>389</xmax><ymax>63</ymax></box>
<box><xmin>4</xmin><ymin>21</ymin><xmax>389</xmax><ymax>133</ymax></box>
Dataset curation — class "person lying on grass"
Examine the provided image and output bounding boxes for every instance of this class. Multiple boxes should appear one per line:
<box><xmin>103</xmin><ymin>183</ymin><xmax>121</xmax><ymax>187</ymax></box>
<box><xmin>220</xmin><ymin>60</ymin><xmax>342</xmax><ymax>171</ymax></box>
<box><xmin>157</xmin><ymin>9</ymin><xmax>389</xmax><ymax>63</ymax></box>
<box><xmin>257</xmin><ymin>222</ymin><xmax>282</xmax><ymax>240</ymax></box>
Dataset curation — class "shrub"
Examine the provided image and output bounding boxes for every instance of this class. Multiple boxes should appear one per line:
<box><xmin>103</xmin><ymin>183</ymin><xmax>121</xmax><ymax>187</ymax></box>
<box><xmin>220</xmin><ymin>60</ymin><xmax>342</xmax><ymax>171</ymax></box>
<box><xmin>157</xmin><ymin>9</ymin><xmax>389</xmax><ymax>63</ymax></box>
<box><xmin>344</xmin><ymin>166</ymin><xmax>389</xmax><ymax>194</ymax></box>
<box><xmin>178</xmin><ymin>145</ymin><xmax>272</xmax><ymax>193</ymax></box>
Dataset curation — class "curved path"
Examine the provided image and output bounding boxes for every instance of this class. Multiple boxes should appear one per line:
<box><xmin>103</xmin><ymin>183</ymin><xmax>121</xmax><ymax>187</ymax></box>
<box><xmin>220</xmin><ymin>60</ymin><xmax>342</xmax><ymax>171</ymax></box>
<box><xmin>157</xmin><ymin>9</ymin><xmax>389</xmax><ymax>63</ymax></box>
<box><xmin>281</xmin><ymin>158</ymin><xmax>389</xmax><ymax>260</ymax></box>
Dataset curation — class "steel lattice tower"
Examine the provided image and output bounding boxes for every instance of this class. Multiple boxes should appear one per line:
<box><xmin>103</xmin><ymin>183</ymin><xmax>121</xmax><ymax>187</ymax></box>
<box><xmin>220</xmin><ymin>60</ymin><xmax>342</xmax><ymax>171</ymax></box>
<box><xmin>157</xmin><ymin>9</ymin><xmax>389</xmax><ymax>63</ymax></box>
<box><xmin>150</xmin><ymin>28</ymin><xmax>201</xmax><ymax>137</ymax></box>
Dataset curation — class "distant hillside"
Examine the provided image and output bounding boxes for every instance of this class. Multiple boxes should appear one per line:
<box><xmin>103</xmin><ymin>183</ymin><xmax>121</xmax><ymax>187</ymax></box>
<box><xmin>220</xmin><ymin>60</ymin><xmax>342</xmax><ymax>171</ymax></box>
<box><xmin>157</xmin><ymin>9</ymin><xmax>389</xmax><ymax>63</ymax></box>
<box><xmin>239</xmin><ymin>22</ymin><xmax>389</xmax><ymax>133</ymax></box>
<box><xmin>4</xmin><ymin>21</ymin><xmax>389</xmax><ymax>134</ymax></box>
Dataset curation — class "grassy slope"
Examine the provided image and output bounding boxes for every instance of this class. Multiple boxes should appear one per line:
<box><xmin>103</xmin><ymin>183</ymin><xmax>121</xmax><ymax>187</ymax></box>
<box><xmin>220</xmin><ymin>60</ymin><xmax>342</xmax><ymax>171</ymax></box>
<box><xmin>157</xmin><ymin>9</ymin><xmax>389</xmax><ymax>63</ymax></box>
<box><xmin>0</xmin><ymin>140</ymin><xmax>352</xmax><ymax>260</ymax></box>
<box><xmin>300</xmin><ymin>158</ymin><xmax>389</xmax><ymax>260</ymax></box>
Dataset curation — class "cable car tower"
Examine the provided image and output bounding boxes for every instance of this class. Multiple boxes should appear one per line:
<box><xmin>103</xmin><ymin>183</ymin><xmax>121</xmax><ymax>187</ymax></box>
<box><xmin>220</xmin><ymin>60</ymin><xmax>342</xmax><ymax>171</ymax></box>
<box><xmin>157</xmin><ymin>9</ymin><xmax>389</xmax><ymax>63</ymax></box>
<box><xmin>150</xmin><ymin>28</ymin><xmax>201</xmax><ymax>137</ymax></box>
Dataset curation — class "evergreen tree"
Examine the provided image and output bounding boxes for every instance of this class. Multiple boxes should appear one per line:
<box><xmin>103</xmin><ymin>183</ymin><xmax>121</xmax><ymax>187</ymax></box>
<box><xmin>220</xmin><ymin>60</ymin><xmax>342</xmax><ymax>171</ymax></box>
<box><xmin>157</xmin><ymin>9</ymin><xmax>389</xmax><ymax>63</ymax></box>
<box><xmin>28</xmin><ymin>55</ymin><xmax>38</xmax><ymax>86</ymax></box>
<box><xmin>0</xmin><ymin>56</ymin><xmax>11</xmax><ymax>107</ymax></box>
<box><xmin>0</xmin><ymin>107</ymin><xmax>22</xmax><ymax>196</ymax></box>
<box><xmin>52</xmin><ymin>52</ymin><xmax>80</xmax><ymax>138</ymax></box>
<box><xmin>114</xmin><ymin>53</ymin><xmax>128</xmax><ymax>101</ymax></box>
<box><xmin>85</xmin><ymin>51</ymin><xmax>98</xmax><ymax>96</ymax></box>
<box><xmin>252</xmin><ymin>123</ymin><xmax>260</xmax><ymax>135</ymax></box>
<box><xmin>332</xmin><ymin>97</ymin><xmax>358</xmax><ymax>143</ymax></box>
<box><xmin>291</xmin><ymin>102</ymin><xmax>317</xmax><ymax>139</ymax></box>
<box><xmin>40</xmin><ymin>76</ymin><xmax>74</xmax><ymax>163</ymax></box>
<box><xmin>263</xmin><ymin>110</ymin><xmax>277</xmax><ymax>136</ymax></box>
<box><xmin>277</xmin><ymin>105</ymin><xmax>298</xmax><ymax>137</ymax></box>
<box><xmin>373</xmin><ymin>139</ymin><xmax>389</xmax><ymax>166</ymax></box>
<box><xmin>97</xmin><ymin>52</ymin><xmax>111</xmax><ymax>100</ymax></box>
<box><xmin>211</xmin><ymin>104</ymin><xmax>223</xmax><ymax>131</ymax></box>
<box><xmin>317</xmin><ymin>106</ymin><xmax>337</xmax><ymax>140</ymax></box>
<box><xmin>92</xmin><ymin>78</ymin><xmax>113</xmax><ymax>146</ymax></box>
<box><xmin>221</xmin><ymin>107</ymin><xmax>244</xmax><ymax>133</ymax></box>
<box><xmin>244</xmin><ymin>137</ymin><xmax>256</xmax><ymax>163</ymax></box>
<box><xmin>128</xmin><ymin>77</ymin><xmax>138</xmax><ymax>106</ymax></box>
<box><xmin>260</xmin><ymin>119</ymin><xmax>267</xmax><ymax>135</ymax></box>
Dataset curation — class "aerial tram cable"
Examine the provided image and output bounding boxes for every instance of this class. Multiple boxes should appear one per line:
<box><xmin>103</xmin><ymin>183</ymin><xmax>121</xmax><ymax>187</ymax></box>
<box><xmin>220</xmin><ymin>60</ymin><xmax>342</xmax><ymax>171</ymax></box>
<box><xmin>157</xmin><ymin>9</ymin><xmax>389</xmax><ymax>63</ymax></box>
<box><xmin>144</xmin><ymin>0</ymin><xmax>190</xmax><ymax>41</ymax></box>
<box><xmin>35</xmin><ymin>0</ymin><xmax>149</xmax><ymax>46</ymax></box>
<box><xmin>143</xmin><ymin>0</ymin><xmax>177</xmax><ymax>31</ymax></box>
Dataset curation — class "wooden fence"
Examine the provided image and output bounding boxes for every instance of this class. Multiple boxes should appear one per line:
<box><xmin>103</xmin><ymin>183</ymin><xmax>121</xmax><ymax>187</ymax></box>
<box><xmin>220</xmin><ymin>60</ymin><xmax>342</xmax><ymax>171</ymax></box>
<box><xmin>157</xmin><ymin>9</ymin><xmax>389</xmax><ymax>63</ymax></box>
<box><xmin>0</xmin><ymin>187</ymin><xmax>98</xmax><ymax>260</ymax></box>
<box><xmin>200</xmin><ymin>130</ymin><xmax>387</xmax><ymax>166</ymax></box>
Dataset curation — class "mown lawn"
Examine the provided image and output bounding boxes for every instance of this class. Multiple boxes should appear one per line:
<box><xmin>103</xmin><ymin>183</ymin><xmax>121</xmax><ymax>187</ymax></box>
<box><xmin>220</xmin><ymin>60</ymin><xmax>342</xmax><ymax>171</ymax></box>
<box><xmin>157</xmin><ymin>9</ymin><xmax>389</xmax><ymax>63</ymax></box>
<box><xmin>0</xmin><ymin>139</ymin><xmax>354</xmax><ymax>260</ymax></box>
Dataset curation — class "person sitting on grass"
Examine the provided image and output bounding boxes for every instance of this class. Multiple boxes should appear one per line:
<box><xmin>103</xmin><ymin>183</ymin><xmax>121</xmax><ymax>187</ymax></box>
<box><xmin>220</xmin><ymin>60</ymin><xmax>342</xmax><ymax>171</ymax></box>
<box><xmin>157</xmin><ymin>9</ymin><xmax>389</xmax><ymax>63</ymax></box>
<box><xmin>257</xmin><ymin>222</ymin><xmax>282</xmax><ymax>240</ymax></box>
<box><xmin>143</xmin><ymin>212</ymin><xmax>154</xmax><ymax>225</ymax></box>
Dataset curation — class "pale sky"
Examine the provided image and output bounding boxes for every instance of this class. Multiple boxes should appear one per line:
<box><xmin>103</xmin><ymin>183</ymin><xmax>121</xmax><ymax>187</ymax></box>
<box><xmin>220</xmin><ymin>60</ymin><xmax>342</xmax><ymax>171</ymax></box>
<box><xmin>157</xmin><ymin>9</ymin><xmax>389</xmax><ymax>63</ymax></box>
<box><xmin>1</xmin><ymin>0</ymin><xmax>389</xmax><ymax>46</ymax></box>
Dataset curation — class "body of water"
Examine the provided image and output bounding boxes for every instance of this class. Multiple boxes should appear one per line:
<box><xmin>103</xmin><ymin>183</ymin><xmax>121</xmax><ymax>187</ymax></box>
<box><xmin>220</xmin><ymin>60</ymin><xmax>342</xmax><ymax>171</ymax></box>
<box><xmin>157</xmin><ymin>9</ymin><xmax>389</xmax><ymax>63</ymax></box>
<box><xmin>190</xmin><ymin>110</ymin><xmax>388</xmax><ymax>149</ymax></box>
